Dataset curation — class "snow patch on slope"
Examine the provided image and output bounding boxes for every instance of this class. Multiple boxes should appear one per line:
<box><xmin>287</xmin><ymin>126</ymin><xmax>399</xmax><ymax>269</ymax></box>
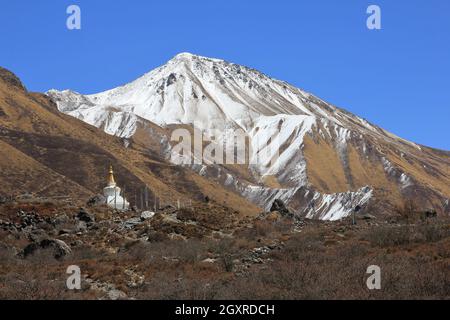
<box><xmin>304</xmin><ymin>187</ymin><xmax>373</xmax><ymax>221</ymax></box>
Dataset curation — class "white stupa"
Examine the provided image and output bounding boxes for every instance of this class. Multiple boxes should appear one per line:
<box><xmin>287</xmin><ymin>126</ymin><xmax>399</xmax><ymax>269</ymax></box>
<box><xmin>103</xmin><ymin>165</ymin><xmax>129</xmax><ymax>210</ymax></box>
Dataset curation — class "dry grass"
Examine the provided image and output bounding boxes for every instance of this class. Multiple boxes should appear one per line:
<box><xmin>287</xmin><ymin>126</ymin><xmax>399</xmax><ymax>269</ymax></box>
<box><xmin>0</xmin><ymin>199</ymin><xmax>448</xmax><ymax>300</ymax></box>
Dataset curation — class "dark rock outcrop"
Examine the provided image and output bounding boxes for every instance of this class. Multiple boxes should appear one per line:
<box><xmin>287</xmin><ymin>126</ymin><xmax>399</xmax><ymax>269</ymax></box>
<box><xmin>270</xmin><ymin>199</ymin><xmax>291</xmax><ymax>217</ymax></box>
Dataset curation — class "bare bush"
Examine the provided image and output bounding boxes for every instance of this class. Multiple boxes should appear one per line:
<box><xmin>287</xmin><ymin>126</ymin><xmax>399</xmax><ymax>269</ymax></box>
<box><xmin>363</xmin><ymin>225</ymin><xmax>411</xmax><ymax>247</ymax></box>
<box><xmin>219</xmin><ymin>254</ymin><xmax>234</xmax><ymax>272</ymax></box>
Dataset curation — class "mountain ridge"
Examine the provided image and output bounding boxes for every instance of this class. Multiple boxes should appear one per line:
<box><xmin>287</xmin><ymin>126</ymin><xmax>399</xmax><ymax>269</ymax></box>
<box><xmin>45</xmin><ymin>53</ymin><xmax>449</xmax><ymax>220</ymax></box>
<box><xmin>11</xmin><ymin>53</ymin><xmax>450</xmax><ymax>219</ymax></box>
<box><xmin>45</xmin><ymin>53</ymin><xmax>450</xmax><ymax>219</ymax></box>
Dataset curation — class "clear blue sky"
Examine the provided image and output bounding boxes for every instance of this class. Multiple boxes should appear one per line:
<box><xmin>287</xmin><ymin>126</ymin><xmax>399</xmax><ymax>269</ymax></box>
<box><xmin>1</xmin><ymin>0</ymin><xmax>449</xmax><ymax>150</ymax></box>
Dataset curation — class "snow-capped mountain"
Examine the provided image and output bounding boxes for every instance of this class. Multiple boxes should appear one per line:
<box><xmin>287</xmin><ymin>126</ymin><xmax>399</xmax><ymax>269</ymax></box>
<box><xmin>47</xmin><ymin>53</ymin><xmax>450</xmax><ymax>220</ymax></box>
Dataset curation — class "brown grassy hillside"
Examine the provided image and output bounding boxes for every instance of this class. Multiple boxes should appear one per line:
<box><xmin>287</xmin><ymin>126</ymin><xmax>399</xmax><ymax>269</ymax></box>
<box><xmin>0</xmin><ymin>67</ymin><xmax>260</xmax><ymax>216</ymax></box>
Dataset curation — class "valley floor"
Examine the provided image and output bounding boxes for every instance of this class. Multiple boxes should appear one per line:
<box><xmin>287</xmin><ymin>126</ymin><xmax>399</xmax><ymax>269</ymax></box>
<box><xmin>0</xmin><ymin>197</ymin><xmax>449</xmax><ymax>300</ymax></box>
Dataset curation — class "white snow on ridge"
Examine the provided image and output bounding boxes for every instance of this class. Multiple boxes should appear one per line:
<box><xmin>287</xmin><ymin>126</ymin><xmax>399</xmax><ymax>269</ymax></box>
<box><xmin>47</xmin><ymin>52</ymin><xmax>363</xmax><ymax>136</ymax></box>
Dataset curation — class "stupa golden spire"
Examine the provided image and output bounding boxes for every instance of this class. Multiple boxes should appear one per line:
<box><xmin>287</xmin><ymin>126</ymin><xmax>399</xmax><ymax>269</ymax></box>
<box><xmin>107</xmin><ymin>165</ymin><xmax>116</xmax><ymax>186</ymax></box>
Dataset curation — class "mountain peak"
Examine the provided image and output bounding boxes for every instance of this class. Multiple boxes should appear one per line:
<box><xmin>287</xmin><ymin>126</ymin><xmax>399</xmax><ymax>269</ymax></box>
<box><xmin>169</xmin><ymin>52</ymin><xmax>225</xmax><ymax>64</ymax></box>
<box><xmin>173</xmin><ymin>52</ymin><xmax>196</xmax><ymax>59</ymax></box>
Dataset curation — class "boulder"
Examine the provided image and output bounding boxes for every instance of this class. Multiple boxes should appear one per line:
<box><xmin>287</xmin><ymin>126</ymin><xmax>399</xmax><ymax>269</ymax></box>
<box><xmin>75</xmin><ymin>221</ymin><xmax>88</xmax><ymax>233</ymax></box>
<box><xmin>107</xmin><ymin>289</ymin><xmax>127</xmax><ymax>300</ymax></box>
<box><xmin>140</xmin><ymin>211</ymin><xmax>155</xmax><ymax>220</ymax></box>
<box><xmin>22</xmin><ymin>239</ymin><xmax>72</xmax><ymax>259</ymax></box>
<box><xmin>87</xmin><ymin>195</ymin><xmax>106</xmax><ymax>207</ymax></box>
<box><xmin>27</xmin><ymin>228</ymin><xmax>49</xmax><ymax>242</ymax></box>
<box><xmin>54</xmin><ymin>214</ymin><xmax>70</xmax><ymax>226</ymax></box>
<box><xmin>77</xmin><ymin>208</ymin><xmax>94</xmax><ymax>223</ymax></box>
<box><xmin>123</xmin><ymin>218</ymin><xmax>142</xmax><ymax>229</ymax></box>
<box><xmin>201</xmin><ymin>258</ymin><xmax>217</xmax><ymax>264</ymax></box>
<box><xmin>41</xmin><ymin>239</ymin><xmax>72</xmax><ymax>259</ymax></box>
